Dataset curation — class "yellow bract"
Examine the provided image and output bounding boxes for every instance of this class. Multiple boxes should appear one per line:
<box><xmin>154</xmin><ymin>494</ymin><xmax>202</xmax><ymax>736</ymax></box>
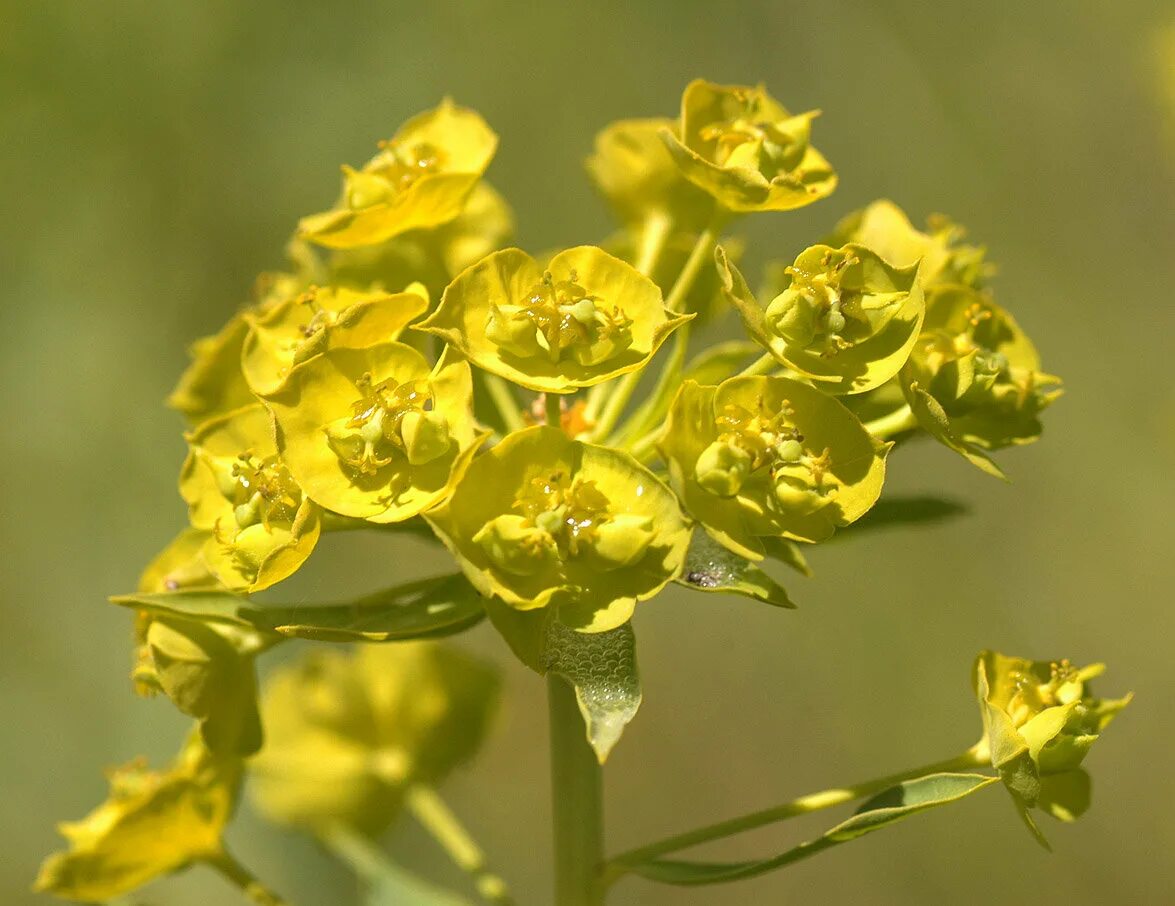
<box><xmin>720</xmin><ymin>243</ymin><xmax>925</xmax><ymax>394</ymax></box>
<box><xmin>662</xmin><ymin>79</ymin><xmax>837</xmax><ymax>213</ymax></box>
<box><xmin>299</xmin><ymin>99</ymin><xmax>498</xmax><ymax>249</ymax></box>
<box><xmin>179</xmin><ymin>403</ymin><xmax>320</xmax><ymax>592</ymax></box>
<box><xmin>661</xmin><ymin>377</ymin><xmax>889</xmax><ymax>559</ymax></box>
<box><xmin>427</xmin><ymin>426</ymin><xmax>692</xmax><ymax>632</ymax></box>
<box><xmin>264</xmin><ymin>343</ymin><xmax>484</xmax><ymax>522</ymax></box>
<box><xmin>250</xmin><ymin>642</ymin><xmax>499</xmax><ymax>834</ymax></box>
<box><xmin>34</xmin><ymin>734</ymin><xmax>238</xmax><ymax>903</ymax></box>
<box><xmin>241</xmin><ymin>282</ymin><xmax>428</xmax><ymax>395</ymax></box>
<box><xmin>419</xmin><ymin>246</ymin><xmax>692</xmax><ymax>392</ymax></box>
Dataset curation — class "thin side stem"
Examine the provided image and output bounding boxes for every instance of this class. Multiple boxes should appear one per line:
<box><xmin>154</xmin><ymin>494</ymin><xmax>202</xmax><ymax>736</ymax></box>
<box><xmin>663</xmin><ymin>214</ymin><xmax>727</xmax><ymax>314</ymax></box>
<box><xmin>634</xmin><ymin>211</ymin><xmax>673</xmax><ymax>277</ymax></box>
<box><xmin>862</xmin><ymin>403</ymin><xmax>918</xmax><ymax>439</ymax></box>
<box><xmin>608</xmin><ymin>747</ymin><xmax>987</xmax><ymax>870</ymax></box>
<box><xmin>484</xmin><ymin>373</ymin><xmax>527</xmax><ymax>433</ymax></box>
<box><xmin>738</xmin><ymin>352</ymin><xmax>779</xmax><ymax>377</ymax></box>
<box><xmin>406</xmin><ymin>786</ymin><xmax>514</xmax><ymax>904</ymax></box>
<box><xmin>548</xmin><ymin>674</ymin><xmax>605</xmax><ymax>906</ymax></box>
<box><xmin>205</xmin><ymin>848</ymin><xmax>290</xmax><ymax>906</ymax></box>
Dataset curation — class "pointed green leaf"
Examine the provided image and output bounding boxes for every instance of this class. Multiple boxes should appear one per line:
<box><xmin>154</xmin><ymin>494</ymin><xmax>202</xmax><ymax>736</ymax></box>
<box><xmin>110</xmin><ymin>574</ymin><xmax>486</xmax><ymax>643</ymax></box>
<box><xmin>544</xmin><ymin>620</ymin><xmax>641</xmax><ymax>764</ymax></box>
<box><xmin>676</xmin><ymin>530</ymin><xmax>797</xmax><ymax>609</ymax></box>
<box><xmin>626</xmin><ymin>772</ymin><xmax>997</xmax><ymax>886</ymax></box>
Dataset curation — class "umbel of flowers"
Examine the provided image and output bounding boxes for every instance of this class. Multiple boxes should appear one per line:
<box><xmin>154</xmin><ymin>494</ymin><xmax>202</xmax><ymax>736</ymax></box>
<box><xmin>38</xmin><ymin>80</ymin><xmax>1126</xmax><ymax>906</ymax></box>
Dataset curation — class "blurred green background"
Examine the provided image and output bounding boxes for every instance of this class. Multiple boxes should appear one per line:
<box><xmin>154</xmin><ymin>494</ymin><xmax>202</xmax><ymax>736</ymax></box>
<box><xmin>3</xmin><ymin>1</ymin><xmax>1174</xmax><ymax>903</ymax></box>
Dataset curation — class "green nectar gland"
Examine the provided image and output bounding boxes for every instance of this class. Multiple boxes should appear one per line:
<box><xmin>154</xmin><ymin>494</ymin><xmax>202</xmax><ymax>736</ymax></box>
<box><xmin>694</xmin><ymin>396</ymin><xmax>836</xmax><ymax>516</ymax></box>
<box><xmin>485</xmin><ymin>269</ymin><xmax>634</xmax><ymax>366</ymax></box>
<box><xmin>699</xmin><ymin>89</ymin><xmax>808</xmax><ymax>187</ymax></box>
<box><xmin>325</xmin><ymin>372</ymin><xmax>452</xmax><ymax>477</ymax></box>
<box><xmin>473</xmin><ymin>470</ymin><xmax>654</xmax><ymax>577</ymax></box>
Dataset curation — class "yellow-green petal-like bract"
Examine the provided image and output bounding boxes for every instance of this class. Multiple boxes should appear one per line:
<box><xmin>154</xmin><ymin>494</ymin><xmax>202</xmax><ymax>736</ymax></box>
<box><xmin>179</xmin><ymin>403</ymin><xmax>320</xmax><ymax>592</ymax></box>
<box><xmin>264</xmin><ymin>343</ymin><xmax>483</xmax><ymax>522</ymax></box>
<box><xmin>661</xmin><ymin>79</ymin><xmax>837</xmax><ymax>214</ymax></box>
<box><xmin>249</xmin><ymin>641</ymin><xmax>499</xmax><ymax>835</ymax></box>
<box><xmin>427</xmin><ymin>426</ymin><xmax>691</xmax><ymax>632</ymax></box>
<box><xmin>34</xmin><ymin>733</ymin><xmax>239</xmax><ymax>903</ymax></box>
<box><xmin>299</xmin><ymin>99</ymin><xmax>498</xmax><ymax>249</ymax></box>
<box><xmin>660</xmin><ymin>376</ymin><xmax>889</xmax><ymax>559</ymax></box>
<box><xmin>721</xmin><ymin>243</ymin><xmax>925</xmax><ymax>394</ymax></box>
<box><xmin>241</xmin><ymin>282</ymin><xmax>428</xmax><ymax>395</ymax></box>
<box><xmin>418</xmin><ymin>245</ymin><xmax>692</xmax><ymax>392</ymax></box>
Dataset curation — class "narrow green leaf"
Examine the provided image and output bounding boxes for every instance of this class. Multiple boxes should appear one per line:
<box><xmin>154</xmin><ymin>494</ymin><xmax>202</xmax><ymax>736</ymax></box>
<box><xmin>544</xmin><ymin>620</ymin><xmax>641</xmax><ymax>764</ymax></box>
<box><xmin>110</xmin><ymin>574</ymin><xmax>486</xmax><ymax>643</ymax></box>
<box><xmin>626</xmin><ymin>772</ymin><xmax>997</xmax><ymax>886</ymax></box>
<box><xmin>269</xmin><ymin>575</ymin><xmax>486</xmax><ymax>641</ymax></box>
<box><xmin>676</xmin><ymin>530</ymin><xmax>797</xmax><ymax>609</ymax></box>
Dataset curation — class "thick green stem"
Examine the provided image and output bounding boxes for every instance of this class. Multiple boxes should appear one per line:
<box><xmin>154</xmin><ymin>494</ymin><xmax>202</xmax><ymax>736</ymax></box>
<box><xmin>484</xmin><ymin>372</ymin><xmax>526</xmax><ymax>433</ymax></box>
<box><xmin>406</xmin><ymin>786</ymin><xmax>514</xmax><ymax>904</ymax></box>
<box><xmin>608</xmin><ymin>746</ymin><xmax>986</xmax><ymax>871</ymax></box>
<box><xmin>205</xmin><ymin>847</ymin><xmax>290</xmax><ymax>906</ymax></box>
<box><xmin>548</xmin><ymin>674</ymin><xmax>605</xmax><ymax>906</ymax></box>
<box><xmin>862</xmin><ymin>403</ymin><xmax>918</xmax><ymax>439</ymax></box>
<box><xmin>545</xmin><ymin>391</ymin><xmax>563</xmax><ymax>429</ymax></box>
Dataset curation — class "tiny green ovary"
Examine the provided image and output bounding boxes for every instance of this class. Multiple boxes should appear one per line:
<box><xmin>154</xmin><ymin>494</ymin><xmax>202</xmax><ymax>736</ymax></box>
<box><xmin>473</xmin><ymin>470</ymin><xmax>654</xmax><ymax>577</ymax></box>
<box><xmin>326</xmin><ymin>373</ymin><xmax>452</xmax><ymax>478</ymax></box>
<box><xmin>694</xmin><ymin>397</ymin><xmax>836</xmax><ymax>516</ymax></box>
<box><xmin>485</xmin><ymin>270</ymin><xmax>634</xmax><ymax>366</ymax></box>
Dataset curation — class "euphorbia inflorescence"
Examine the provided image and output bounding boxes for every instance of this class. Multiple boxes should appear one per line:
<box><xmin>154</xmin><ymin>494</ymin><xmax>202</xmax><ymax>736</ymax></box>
<box><xmin>37</xmin><ymin>80</ymin><xmax>1128</xmax><ymax>906</ymax></box>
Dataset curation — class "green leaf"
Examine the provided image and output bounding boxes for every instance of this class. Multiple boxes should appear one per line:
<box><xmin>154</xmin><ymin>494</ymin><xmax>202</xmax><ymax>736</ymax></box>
<box><xmin>831</xmin><ymin>495</ymin><xmax>969</xmax><ymax>540</ymax></box>
<box><xmin>544</xmin><ymin>620</ymin><xmax>641</xmax><ymax>764</ymax></box>
<box><xmin>626</xmin><ymin>773</ymin><xmax>997</xmax><ymax>886</ymax></box>
<box><xmin>676</xmin><ymin>530</ymin><xmax>797</xmax><ymax>609</ymax></box>
<box><xmin>110</xmin><ymin>574</ymin><xmax>486</xmax><ymax>643</ymax></box>
<box><xmin>758</xmin><ymin>536</ymin><xmax>813</xmax><ymax>578</ymax></box>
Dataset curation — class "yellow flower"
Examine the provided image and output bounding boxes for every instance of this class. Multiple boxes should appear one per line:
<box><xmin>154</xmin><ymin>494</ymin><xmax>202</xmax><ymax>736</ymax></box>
<box><xmin>241</xmin><ymin>282</ymin><xmax>428</xmax><ymax>395</ymax></box>
<box><xmin>250</xmin><ymin>642</ymin><xmax>499</xmax><ymax>834</ymax></box>
<box><xmin>426</xmin><ymin>426</ymin><xmax>692</xmax><ymax>632</ymax></box>
<box><xmin>660</xmin><ymin>376</ymin><xmax>889</xmax><ymax>559</ymax></box>
<box><xmin>329</xmin><ymin>181</ymin><xmax>516</xmax><ymax>299</ymax></box>
<box><xmin>418</xmin><ymin>246</ymin><xmax>692</xmax><ymax>393</ymax></box>
<box><xmin>180</xmin><ymin>403</ymin><xmax>320</xmax><ymax>592</ymax></box>
<box><xmin>263</xmin><ymin>343</ymin><xmax>484</xmax><ymax>522</ymax></box>
<box><xmin>720</xmin><ymin>243</ymin><xmax>925</xmax><ymax>394</ymax></box>
<box><xmin>34</xmin><ymin>733</ymin><xmax>239</xmax><ymax>903</ymax></box>
<box><xmin>661</xmin><ymin>79</ymin><xmax>837</xmax><ymax>213</ymax></box>
<box><xmin>299</xmin><ymin>99</ymin><xmax>498</xmax><ymax>249</ymax></box>
<box><xmin>587</xmin><ymin>117</ymin><xmax>715</xmax><ymax>230</ymax></box>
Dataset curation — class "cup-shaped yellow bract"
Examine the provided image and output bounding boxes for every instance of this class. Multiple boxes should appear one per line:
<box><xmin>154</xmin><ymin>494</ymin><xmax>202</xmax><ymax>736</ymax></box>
<box><xmin>902</xmin><ymin>285</ymin><xmax>1062</xmax><ymax>472</ymax></box>
<box><xmin>241</xmin><ymin>283</ymin><xmax>429</xmax><ymax>396</ymax></box>
<box><xmin>250</xmin><ymin>642</ymin><xmax>499</xmax><ymax>835</ymax></box>
<box><xmin>974</xmin><ymin>651</ymin><xmax>1131</xmax><ymax>822</ymax></box>
<box><xmin>661</xmin><ymin>377</ymin><xmax>889</xmax><ymax>559</ymax></box>
<box><xmin>264</xmin><ymin>343</ymin><xmax>483</xmax><ymax>523</ymax></box>
<box><xmin>829</xmin><ymin>199</ymin><xmax>993</xmax><ymax>290</ymax></box>
<box><xmin>299</xmin><ymin>99</ymin><xmax>498</xmax><ymax>249</ymax></box>
<box><xmin>661</xmin><ymin>79</ymin><xmax>837</xmax><ymax>214</ymax></box>
<box><xmin>587</xmin><ymin>117</ymin><xmax>715</xmax><ymax>231</ymax></box>
<box><xmin>720</xmin><ymin>244</ymin><xmax>924</xmax><ymax>394</ymax></box>
<box><xmin>180</xmin><ymin>403</ymin><xmax>320</xmax><ymax>593</ymax></box>
<box><xmin>34</xmin><ymin>733</ymin><xmax>239</xmax><ymax>903</ymax></box>
<box><xmin>427</xmin><ymin>426</ymin><xmax>691</xmax><ymax>633</ymax></box>
<box><xmin>419</xmin><ymin>246</ymin><xmax>692</xmax><ymax>393</ymax></box>
<box><xmin>330</xmin><ymin>181</ymin><xmax>515</xmax><ymax>299</ymax></box>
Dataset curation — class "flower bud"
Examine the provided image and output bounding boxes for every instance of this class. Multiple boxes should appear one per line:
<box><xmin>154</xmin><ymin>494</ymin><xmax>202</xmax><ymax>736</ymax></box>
<box><xmin>473</xmin><ymin>514</ymin><xmax>559</xmax><ymax>576</ymax></box>
<box><xmin>694</xmin><ymin>439</ymin><xmax>753</xmax><ymax>497</ymax></box>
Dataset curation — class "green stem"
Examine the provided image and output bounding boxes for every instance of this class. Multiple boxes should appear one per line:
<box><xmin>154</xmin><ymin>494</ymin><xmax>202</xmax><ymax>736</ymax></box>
<box><xmin>484</xmin><ymin>373</ymin><xmax>526</xmax><ymax>433</ymax></box>
<box><xmin>548</xmin><ymin>674</ymin><xmax>605</xmax><ymax>906</ymax></box>
<box><xmin>607</xmin><ymin>746</ymin><xmax>986</xmax><ymax>871</ymax></box>
<box><xmin>664</xmin><ymin>214</ymin><xmax>727</xmax><ymax>314</ymax></box>
<box><xmin>205</xmin><ymin>847</ymin><xmax>290</xmax><ymax>906</ymax></box>
<box><xmin>406</xmin><ymin>786</ymin><xmax>514</xmax><ymax>904</ymax></box>
<box><xmin>738</xmin><ymin>352</ymin><xmax>779</xmax><ymax>377</ymax></box>
<box><xmin>545</xmin><ymin>391</ymin><xmax>563</xmax><ymax>429</ymax></box>
<box><xmin>862</xmin><ymin>403</ymin><xmax>918</xmax><ymax>439</ymax></box>
<box><xmin>634</xmin><ymin>211</ymin><xmax>673</xmax><ymax>276</ymax></box>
